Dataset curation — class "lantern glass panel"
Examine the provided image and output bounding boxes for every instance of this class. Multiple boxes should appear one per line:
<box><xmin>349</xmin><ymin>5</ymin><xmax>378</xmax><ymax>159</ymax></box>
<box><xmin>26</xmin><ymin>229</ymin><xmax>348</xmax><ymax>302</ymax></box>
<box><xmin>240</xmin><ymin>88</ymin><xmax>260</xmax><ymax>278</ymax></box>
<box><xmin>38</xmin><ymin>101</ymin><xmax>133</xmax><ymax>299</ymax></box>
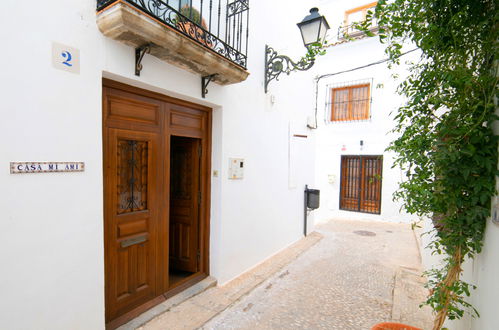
<box><xmin>318</xmin><ymin>19</ymin><xmax>329</xmax><ymax>43</ymax></box>
<box><xmin>299</xmin><ymin>19</ymin><xmax>321</xmax><ymax>46</ymax></box>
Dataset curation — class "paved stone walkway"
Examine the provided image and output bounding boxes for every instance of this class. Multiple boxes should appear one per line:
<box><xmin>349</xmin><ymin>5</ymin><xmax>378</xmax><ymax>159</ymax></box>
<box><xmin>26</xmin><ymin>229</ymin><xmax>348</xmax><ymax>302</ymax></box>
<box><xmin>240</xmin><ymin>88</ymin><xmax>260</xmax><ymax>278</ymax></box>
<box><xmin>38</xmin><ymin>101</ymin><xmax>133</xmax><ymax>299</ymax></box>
<box><xmin>141</xmin><ymin>219</ymin><xmax>433</xmax><ymax>330</ymax></box>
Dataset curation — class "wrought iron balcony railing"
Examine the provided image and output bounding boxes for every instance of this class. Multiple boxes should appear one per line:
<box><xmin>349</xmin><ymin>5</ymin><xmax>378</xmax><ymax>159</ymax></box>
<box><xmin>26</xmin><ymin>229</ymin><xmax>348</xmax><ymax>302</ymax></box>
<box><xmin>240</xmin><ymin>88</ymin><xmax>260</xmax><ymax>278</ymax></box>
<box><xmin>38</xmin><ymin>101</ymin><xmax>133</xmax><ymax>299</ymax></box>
<box><xmin>337</xmin><ymin>22</ymin><xmax>379</xmax><ymax>41</ymax></box>
<box><xmin>97</xmin><ymin>0</ymin><xmax>249</xmax><ymax>69</ymax></box>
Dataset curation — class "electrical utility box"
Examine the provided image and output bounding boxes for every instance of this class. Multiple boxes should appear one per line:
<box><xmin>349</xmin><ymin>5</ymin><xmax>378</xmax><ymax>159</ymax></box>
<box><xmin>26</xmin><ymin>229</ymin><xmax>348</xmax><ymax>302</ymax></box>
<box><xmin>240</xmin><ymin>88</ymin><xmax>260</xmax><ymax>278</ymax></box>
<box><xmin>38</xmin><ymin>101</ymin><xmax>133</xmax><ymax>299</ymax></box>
<box><xmin>228</xmin><ymin>158</ymin><xmax>244</xmax><ymax>179</ymax></box>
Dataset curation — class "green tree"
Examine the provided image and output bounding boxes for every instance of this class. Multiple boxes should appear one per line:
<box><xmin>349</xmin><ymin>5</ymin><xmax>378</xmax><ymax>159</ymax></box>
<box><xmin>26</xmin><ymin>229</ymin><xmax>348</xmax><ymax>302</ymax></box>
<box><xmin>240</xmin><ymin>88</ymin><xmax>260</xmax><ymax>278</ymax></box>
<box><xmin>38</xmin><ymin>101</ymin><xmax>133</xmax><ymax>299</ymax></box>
<box><xmin>360</xmin><ymin>1</ymin><xmax>498</xmax><ymax>329</ymax></box>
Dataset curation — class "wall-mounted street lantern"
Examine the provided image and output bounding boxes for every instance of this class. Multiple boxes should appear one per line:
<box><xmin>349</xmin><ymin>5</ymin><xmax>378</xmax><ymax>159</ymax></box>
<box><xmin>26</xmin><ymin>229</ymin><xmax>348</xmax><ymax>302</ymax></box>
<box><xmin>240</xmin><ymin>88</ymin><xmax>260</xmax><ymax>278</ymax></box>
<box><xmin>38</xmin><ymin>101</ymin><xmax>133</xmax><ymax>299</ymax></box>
<box><xmin>297</xmin><ymin>7</ymin><xmax>330</xmax><ymax>47</ymax></box>
<box><xmin>264</xmin><ymin>8</ymin><xmax>330</xmax><ymax>93</ymax></box>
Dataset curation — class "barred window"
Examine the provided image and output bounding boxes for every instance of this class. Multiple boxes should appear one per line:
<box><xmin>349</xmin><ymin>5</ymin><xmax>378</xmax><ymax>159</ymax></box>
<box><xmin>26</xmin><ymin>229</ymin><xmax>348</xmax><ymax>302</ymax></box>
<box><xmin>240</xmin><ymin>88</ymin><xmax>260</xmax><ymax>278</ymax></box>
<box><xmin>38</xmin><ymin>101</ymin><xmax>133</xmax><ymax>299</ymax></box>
<box><xmin>331</xmin><ymin>83</ymin><xmax>370</xmax><ymax>122</ymax></box>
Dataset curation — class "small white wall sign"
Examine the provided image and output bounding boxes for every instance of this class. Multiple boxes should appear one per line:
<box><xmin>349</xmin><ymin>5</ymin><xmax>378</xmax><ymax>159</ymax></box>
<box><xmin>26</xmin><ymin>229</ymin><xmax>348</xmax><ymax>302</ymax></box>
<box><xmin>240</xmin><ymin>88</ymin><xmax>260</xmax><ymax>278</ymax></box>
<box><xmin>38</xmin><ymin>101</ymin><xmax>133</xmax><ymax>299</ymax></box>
<box><xmin>228</xmin><ymin>158</ymin><xmax>244</xmax><ymax>179</ymax></box>
<box><xmin>52</xmin><ymin>42</ymin><xmax>80</xmax><ymax>74</ymax></box>
<box><xmin>10</xmin><ymin>162</ymin><xmax>85</xmax><ymax>174</ymax></box>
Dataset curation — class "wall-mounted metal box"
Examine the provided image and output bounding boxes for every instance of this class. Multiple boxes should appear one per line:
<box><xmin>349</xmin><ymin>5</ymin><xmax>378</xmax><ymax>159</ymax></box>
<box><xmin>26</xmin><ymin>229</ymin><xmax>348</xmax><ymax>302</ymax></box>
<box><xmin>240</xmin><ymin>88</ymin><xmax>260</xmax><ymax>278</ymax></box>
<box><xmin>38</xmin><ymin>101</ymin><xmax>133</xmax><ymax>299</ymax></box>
<box><xmin>306</xmin><ymin>188</ymin><xmax>320</xmax><ymax>209</ymax></box>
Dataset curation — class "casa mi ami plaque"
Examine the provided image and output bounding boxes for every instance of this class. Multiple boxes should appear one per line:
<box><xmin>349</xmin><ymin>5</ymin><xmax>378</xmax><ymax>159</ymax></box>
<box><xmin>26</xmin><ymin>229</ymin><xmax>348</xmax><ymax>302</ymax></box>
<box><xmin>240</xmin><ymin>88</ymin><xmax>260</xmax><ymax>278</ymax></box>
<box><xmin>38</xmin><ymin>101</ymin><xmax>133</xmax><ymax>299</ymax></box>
<box><xmin>10</xmin><ymin>162</ymin><xmax>85</xmax><ymax>174</ymax></box>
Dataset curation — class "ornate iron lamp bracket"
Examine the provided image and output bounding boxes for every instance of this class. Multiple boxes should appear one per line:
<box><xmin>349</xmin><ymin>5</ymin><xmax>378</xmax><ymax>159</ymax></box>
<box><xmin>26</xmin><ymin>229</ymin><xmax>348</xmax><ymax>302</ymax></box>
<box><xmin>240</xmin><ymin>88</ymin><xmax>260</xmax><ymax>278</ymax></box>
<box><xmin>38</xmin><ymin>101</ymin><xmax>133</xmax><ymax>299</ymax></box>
<box><xmin>135</xmin><ymin>44</ymin><xmax>151</xmax><ymax>76</ymax></box>
<box><xmin>202</xmin><ymin>74</ymin><xmax>218</xmax><ymax>98</ymax></box>
<box><xmin>264</xmin><ymin>45</ymin><xmax>315</xmax><ymax>93</ymax></box>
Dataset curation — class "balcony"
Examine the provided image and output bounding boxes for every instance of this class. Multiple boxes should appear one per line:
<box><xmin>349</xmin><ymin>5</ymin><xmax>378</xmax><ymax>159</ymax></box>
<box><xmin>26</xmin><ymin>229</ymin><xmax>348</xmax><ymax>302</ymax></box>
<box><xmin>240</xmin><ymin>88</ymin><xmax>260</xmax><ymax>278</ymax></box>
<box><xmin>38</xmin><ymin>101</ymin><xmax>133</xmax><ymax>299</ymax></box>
<box><xmin>96</xmin><ymin>0</ymin><xmax>250</xmax><ymax>85</ymax></box>
<box><xmin>337</xmin><ymin>22</ymin><xmax>379</xmax><ymax>41</ymax></box>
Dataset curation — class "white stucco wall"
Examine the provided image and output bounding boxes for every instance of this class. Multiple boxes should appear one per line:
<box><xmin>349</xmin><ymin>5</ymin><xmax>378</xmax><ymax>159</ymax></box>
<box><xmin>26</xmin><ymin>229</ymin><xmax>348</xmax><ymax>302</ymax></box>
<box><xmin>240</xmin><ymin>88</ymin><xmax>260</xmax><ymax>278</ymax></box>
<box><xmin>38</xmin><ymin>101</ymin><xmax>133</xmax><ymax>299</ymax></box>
<box><xmin>421</xmin><ymin>122</ymin><xmax>499</xmax><ymax>330</ymax></box>
<box><xmin>421</xmin><ymin>198</ymin><xmax>499</xmax><ymax>330</ymax></box>
<box><xmin>466</xmin><ymin>217</ymin><xmax>499</xmax><ymax>330</ymax></box>
<box><xmin>311</xmin><ymin>0</ymin><xmax>417</xmax><ymax>224</ymax></box>
<box><xmin>0</xmin><ymin>1</ymin><xmax>319</xmax><ymax>329</ymax></box>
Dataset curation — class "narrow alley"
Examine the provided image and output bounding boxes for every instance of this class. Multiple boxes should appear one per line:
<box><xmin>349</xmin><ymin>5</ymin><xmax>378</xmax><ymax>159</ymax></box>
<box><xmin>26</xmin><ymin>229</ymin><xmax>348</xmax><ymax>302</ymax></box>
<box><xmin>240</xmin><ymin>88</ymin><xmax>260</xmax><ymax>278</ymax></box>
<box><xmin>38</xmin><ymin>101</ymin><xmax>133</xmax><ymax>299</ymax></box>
<box><xmin>137</xmin><ymin>220</ymin><xmax>432</xmax><ymax>330</ymax></box>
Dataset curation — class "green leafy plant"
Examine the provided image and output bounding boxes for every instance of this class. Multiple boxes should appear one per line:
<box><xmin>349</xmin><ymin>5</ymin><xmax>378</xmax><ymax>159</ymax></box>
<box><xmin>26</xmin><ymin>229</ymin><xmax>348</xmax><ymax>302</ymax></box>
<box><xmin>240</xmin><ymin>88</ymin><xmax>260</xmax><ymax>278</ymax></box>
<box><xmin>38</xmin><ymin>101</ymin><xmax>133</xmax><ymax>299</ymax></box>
<box><xmin>305</xmin><ymin>41</ymin><xmax>328</xmax><ymax>61</ymax></box>
<box><xmin>179</xmin><ymin>5</ymin><xmax>202</xmax><ymax>25</ymax></box>
<box><xmin>296</xmin><ymin>41</ymin><xmax>328</xmax><ymax>67</ymax></box>
<box><xmin>359</xmin><ymin>1</ymin><xmax>498</xmax><ymax>329</ymax></box>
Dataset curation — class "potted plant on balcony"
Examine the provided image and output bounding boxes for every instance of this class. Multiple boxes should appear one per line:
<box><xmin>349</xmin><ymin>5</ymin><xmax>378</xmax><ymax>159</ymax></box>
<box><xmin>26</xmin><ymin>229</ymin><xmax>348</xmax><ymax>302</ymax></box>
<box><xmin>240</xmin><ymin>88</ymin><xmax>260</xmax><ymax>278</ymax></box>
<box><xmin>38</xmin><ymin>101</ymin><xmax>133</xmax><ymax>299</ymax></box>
<box><xmin>176</xmin><ymin>5</ymin><xmax>213</xmax><ymax>48</ymax></box>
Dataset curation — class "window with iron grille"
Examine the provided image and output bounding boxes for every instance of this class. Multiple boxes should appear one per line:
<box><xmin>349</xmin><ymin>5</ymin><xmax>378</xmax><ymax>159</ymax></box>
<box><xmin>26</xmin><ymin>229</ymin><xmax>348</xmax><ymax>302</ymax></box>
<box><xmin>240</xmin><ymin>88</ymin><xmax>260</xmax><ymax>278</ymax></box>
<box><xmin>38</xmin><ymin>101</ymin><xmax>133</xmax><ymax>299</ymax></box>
<box><xmin>340</xmin><ymin>155</ymin><xmax>382</xmax><ymax>214</ymax></box>
<box><xmin>330</xmin><ymin>83</ymin><xmax>371</xmax><ymax>122</ymax></box>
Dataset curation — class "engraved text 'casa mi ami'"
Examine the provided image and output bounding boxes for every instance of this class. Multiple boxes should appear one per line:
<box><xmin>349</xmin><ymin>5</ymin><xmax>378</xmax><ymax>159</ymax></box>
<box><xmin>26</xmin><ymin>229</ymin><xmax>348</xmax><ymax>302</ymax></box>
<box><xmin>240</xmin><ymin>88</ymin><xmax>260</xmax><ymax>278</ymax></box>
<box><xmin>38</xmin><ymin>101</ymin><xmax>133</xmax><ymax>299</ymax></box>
<box><xmin>10</xmin><ymin>162</ymin><xmax>85</xmax><ymax>174</ymax></box>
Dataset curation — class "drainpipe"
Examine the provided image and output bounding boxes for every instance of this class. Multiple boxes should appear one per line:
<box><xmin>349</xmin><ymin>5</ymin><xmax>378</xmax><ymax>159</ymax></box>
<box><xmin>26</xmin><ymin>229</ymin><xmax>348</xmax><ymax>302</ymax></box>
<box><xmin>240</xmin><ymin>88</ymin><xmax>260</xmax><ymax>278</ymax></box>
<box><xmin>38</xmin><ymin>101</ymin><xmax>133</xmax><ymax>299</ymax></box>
<box><xmin>304</xmin><ymin>185</ymin><xmax>309</xmax><ymax>237</ymax></box>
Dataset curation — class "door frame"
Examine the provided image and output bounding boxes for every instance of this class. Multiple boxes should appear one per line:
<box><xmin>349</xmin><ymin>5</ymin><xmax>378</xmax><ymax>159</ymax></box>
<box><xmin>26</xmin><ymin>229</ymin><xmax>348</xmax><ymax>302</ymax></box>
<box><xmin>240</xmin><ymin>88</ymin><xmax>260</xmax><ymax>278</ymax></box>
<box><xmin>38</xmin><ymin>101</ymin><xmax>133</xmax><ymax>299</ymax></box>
<box><xmin>102</xmin><ymin>78</ymin><xmax>212</xmax><ymax>329</ymax></box>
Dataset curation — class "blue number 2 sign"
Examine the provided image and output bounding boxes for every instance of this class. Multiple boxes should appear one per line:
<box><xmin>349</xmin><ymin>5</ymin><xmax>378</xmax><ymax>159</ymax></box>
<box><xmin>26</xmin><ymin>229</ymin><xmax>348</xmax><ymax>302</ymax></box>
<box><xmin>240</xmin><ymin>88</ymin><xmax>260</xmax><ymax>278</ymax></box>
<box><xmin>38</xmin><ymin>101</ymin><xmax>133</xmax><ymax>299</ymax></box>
<box><xmin>61</xmin><ymin>51</ymin><xmax>73</xmax><ymax>67</ymax></box>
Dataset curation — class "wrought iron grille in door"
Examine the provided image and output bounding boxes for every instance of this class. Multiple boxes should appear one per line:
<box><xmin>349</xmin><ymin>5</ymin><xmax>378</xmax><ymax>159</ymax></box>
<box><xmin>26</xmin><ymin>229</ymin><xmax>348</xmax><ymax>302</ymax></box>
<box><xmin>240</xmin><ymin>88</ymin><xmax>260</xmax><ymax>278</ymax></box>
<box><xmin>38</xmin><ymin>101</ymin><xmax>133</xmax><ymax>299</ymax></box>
<box><xmin>117</xmin><ymin>139</ymin><xmax>149</xmax><ymax>214</ymax></box>
<box><xmin>340</xmin><ymin>155</ymin><xmax>382</xmax><ymax>214</ymax></box>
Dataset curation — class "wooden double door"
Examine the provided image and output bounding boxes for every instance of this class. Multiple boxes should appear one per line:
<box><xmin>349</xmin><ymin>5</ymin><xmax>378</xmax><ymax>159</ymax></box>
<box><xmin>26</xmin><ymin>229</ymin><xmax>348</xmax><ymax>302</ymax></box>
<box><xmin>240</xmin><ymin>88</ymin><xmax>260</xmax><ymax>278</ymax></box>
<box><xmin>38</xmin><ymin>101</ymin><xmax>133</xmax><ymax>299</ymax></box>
<box><xmin>340</xmin><ymin>155</ymin><xmax>383</xmax><ymax>214</ymax></box>
<box><xmin>103</xmin><ymin>80</ymin><xmax>211</xmax><ymax>327</ymax></box>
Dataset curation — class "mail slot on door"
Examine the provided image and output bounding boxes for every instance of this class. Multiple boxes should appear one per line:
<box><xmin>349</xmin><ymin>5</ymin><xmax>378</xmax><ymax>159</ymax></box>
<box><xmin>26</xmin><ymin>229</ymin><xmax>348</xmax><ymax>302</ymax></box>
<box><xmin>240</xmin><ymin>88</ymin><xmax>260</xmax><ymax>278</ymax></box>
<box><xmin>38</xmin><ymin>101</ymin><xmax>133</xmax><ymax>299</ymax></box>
<box><xmin>121</xmin><ymin>235</ymin><xmax>148</xmax><ymax>248</ymax></box>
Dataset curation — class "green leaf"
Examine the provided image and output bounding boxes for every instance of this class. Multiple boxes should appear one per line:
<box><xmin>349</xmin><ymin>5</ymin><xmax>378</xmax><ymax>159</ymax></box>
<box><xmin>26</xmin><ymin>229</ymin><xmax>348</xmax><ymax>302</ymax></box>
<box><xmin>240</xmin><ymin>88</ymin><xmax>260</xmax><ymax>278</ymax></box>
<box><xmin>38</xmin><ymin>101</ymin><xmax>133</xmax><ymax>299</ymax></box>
<box><xmin>374</xmin><ymin>0</ymin><xmax>498</xmax><ymax>323</ymax></box>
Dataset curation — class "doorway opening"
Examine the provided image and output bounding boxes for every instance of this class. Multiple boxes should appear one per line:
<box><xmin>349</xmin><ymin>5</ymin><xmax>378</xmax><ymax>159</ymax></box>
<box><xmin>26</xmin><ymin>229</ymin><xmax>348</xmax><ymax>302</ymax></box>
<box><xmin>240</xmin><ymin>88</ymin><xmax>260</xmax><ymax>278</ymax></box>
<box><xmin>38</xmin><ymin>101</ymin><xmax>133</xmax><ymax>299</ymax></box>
<box><xmin>168</xmin><ymin>136</ymin><xmax>201</xmax><ymax>288</ymax></box>
<box><xmin>103</xmin><ymin>79</ymin><xmax>212</xmax><ymax>328</ymax></box>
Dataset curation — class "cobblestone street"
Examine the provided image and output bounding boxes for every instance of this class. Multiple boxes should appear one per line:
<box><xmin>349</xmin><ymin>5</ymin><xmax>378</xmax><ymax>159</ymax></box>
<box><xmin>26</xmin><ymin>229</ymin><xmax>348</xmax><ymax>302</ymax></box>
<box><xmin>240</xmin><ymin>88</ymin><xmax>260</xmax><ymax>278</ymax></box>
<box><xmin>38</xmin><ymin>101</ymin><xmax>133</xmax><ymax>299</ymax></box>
<box><xmin>139</xmin><ymin>219</ymin><xmax>432</xmax><ymax>330</ymax></box>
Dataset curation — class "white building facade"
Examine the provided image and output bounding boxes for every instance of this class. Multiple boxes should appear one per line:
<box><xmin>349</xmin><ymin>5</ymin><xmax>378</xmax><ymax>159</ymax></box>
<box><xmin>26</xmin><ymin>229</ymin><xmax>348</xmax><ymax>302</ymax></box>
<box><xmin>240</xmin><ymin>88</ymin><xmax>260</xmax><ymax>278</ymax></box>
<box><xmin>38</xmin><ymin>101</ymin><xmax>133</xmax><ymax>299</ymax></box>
<box><xmin>2</xmin><ymin>0</ymin><xmax>497</xmax><ymax>329</ymax></box>
<box><xmin>312</xmin><ymin>0</ymin><xmax>416</xmax><ymax>224</ymax></box>
<box><xmin>0</xmin><ymin>1</ymin><xmax>320</xmax><ymax>329</ymax></box>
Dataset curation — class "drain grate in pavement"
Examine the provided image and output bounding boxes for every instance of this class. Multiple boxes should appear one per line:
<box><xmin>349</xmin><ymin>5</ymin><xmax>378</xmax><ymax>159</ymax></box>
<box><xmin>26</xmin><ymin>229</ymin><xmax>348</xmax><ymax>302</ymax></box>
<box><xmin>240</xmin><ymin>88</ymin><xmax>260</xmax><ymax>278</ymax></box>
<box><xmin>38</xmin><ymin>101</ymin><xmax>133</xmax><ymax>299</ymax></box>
<box><xmin>353</xmin><ymin>230</ymin><xmax>376</xmax><ymax>237</ymax></box>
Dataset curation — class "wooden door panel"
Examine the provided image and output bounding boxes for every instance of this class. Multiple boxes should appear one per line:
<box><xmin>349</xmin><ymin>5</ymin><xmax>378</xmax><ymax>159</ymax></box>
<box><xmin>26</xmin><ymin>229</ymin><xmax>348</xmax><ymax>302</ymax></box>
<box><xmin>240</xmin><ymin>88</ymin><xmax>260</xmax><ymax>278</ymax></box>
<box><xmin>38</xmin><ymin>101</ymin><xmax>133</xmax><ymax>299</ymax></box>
<box><xmin>168</xmin><ymin>105</ymin><xmax>206</xmax><ymax>138</ymax></box>
<box><xmin>359</xmin><ymin>156</ymin><xmax>382</xmax><ymax>213</ymax></box>
<box><xmin>169</xmin><ymin>137</ymin><xmax>199</xmax><ymax>273</ymax></box>
<box><xmin>118</xmin><ymin>219</ymin><xmax>147</xmax><ymax>236</ymax></box>
<box><xmin>171</xmin><ymin>199</ymin><xmax>192</xmax><ymax>220</ymax></box>
<box><xmin>116</xmin><ymin>249</ymin><xmax>130</xmax><ymax>300</ymax></box>
<box><xmin>105</xmin><ymin>88</ymin><xmax>161</xmax><ymax>130</ymax></box>
<box><xmin>136</xmin><ymin>243</ymin><xmax>149</xmax><ymax>290</ymax></box>
<box><xmin>340</xmin><ymin>156</ymin><xmax>361</xmax><ymax>210</ymax></box>
<box><xmin>341</xmin><ymin>198</ymin><xmax>359</xmax><ymax>210</ymax></box>
<box><xmin>114</xmin><ymin>242</ymin><xmax>150</xmax><ymax>299</ymax></box>
<box><xmin>170</xmin><ymin>111</ymin><xmax>203</xmax><ymax>130</ymax></box>
<box><xmin>170</xmin><ymin>223</ymin><xmax>193</xmax><ymax>258</ymax></box>
<box><xmin>340</xmin><ymin>155</ymin><xmax>382</xmax><ymax>214</ymax></box>
<box><xmin>105</xmin><ymin>128</ymin><xmax>159</xmax><ymax>321</ymax></box>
